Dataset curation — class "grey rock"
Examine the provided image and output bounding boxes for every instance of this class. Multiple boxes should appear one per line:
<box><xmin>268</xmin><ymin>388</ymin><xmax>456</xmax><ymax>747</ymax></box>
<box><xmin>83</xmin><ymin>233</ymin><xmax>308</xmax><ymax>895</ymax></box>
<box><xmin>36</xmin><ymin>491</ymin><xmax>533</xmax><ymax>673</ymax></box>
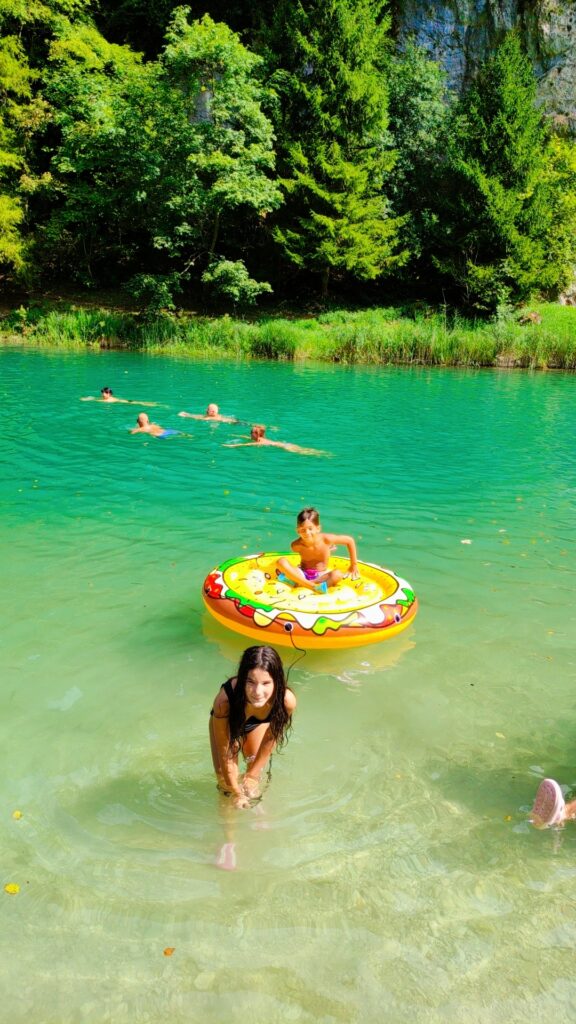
<box><xmin>395</xmin><ymin>0</ymin><xmax>576</xmax><ymax>130</ymax></box>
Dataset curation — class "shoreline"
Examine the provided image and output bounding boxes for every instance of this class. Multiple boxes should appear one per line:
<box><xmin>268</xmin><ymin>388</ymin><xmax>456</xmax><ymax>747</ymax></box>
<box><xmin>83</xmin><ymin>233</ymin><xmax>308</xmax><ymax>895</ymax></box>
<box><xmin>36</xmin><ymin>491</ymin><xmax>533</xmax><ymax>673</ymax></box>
<box><xmin>1</xmin><ymin>301</ymin><xmax>575</xmax><ymax>370</ymax></box>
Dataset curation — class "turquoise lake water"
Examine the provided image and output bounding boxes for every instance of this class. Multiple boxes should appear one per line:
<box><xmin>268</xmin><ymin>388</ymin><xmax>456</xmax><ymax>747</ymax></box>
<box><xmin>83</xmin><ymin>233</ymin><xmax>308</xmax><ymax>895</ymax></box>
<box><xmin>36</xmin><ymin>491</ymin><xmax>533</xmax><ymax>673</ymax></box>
<box><xmin>1</xmin><ymin>347</ymin><xmax>575</xmax><ymax>1023</ymax></box>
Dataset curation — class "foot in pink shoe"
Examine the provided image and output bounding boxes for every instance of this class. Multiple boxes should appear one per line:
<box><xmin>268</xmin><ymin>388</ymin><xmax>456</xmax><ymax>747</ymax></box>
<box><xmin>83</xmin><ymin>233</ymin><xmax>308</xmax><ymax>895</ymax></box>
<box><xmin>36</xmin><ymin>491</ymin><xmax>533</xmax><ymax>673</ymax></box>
<box><xmin>531</xmin><ymin>778</ymin><xmax>565</xmax><ymax>828</ymax></box>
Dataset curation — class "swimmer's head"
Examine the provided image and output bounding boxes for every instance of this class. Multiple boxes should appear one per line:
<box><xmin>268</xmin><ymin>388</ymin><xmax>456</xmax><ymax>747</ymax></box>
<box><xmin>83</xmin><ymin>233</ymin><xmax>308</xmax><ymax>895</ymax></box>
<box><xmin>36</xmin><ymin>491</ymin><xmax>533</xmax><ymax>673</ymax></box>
<box><xmin>136</xmin><ymin>413</ymin><xmax>149</xmax><ymax>427</ymax></box>
<box><xmin>250</xmin><ymin>424</ymin><xmax>266</xmax><ymax>441</ymax></box>
<box><xmin>297</xmin><ymin>507</ymin><xmax>320</xmax><ymax>527</ymax></box>
<box><xmin>101</xmin><ymin>387</ymin><xmax>113</xmax><ymax>397</ymax></box>
<box><xmin>206</xmin><ymin>403</ymin><xmax>219</xmax><ymax>417</ymax></box>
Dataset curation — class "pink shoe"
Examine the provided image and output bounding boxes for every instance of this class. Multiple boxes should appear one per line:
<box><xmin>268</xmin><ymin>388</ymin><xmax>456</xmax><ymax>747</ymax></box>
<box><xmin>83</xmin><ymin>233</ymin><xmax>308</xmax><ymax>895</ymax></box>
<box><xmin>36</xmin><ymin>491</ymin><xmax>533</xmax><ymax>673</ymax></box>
<box><xmin>215</xmin><ymin>842</ymin><xmax>237</xmax><ymax>870</ymax></box>
<box><xmin>531</xmin><ymin>778</ymin><xmax>565</xmax><ymax>828</ymax></box>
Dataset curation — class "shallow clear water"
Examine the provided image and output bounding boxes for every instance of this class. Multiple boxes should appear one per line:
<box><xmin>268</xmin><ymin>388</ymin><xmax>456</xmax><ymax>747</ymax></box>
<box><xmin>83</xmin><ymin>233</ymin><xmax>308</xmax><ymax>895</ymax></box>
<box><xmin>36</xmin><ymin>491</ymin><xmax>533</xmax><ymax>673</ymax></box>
<box><xmin>1</xmin><ymin>348</ymin><xmax>575</xmax><ymax>1023</ymax></box>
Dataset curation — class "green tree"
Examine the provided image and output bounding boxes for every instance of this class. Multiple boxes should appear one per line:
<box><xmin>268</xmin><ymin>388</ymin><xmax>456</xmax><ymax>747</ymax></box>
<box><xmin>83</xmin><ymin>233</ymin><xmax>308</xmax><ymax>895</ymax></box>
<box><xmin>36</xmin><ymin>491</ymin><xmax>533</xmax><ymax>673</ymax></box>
<box><xmin>0</xmin><ymin>0</ymin><xmax>102</xmax><ymax>281</ymax></box>
<box><xmin>267</xmin><ymin>0</ymin><xmax>406</xmax><ymax>297</ymax></box>
<box><xmin>37</xmin><ymin>22</ymin><xmax>151</xmax><ymax>283</ymax></box>
<box><xmin>201</xmin><ymin>258</ymin><xmax>272</xmax><ymax>308</ymax></box>
<box><xmin>386</xmin><ymin>42</ymin><xmax>450</xmax><ymax>271</ymax></box>
<box><xmin>37</xmin><ymin>8</ymin><xmax>281</xmax><ymax>295</ymax></box>
<box><xmin>432</xmin><ymin>30</ymin><xmax>576</xmax><ymax>310</ymax></box>
<box><xmin>0</xmin><ymin>35</ymin><xmax>30</xmax><ymax>275</ymax></box>
<box><xmin>159</xmin><ymin>8</ymin><xmax>281</xmax><ymax>268</ymax></box>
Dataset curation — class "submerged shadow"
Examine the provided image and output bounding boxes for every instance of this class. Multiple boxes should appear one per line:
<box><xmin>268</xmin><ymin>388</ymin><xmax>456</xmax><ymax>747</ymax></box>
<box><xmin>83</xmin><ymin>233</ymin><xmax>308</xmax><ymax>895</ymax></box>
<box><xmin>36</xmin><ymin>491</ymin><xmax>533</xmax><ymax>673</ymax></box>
<box><xmin>201</xmin><ymin>611</ymin><xmax>416</xmax><ymax>682</ymax></box>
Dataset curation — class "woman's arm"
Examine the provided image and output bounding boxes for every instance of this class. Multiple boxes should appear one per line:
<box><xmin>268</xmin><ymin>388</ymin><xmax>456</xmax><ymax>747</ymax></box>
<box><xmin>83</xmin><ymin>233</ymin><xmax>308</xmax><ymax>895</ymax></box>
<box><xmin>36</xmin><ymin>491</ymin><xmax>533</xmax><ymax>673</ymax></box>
<box><xmin>243</xmin><ymin>726</ymin><xmax>277</xmax><ymax>786</ymax></box>
<box><xmin>210</xmin><ymin>686</ymin><xmax>252</xmax><ymax>807</ymax></box>
<box><xmin>210</xmin><ymin>711</ymin><xmax>239</xmax><ymax>789</ymax></box>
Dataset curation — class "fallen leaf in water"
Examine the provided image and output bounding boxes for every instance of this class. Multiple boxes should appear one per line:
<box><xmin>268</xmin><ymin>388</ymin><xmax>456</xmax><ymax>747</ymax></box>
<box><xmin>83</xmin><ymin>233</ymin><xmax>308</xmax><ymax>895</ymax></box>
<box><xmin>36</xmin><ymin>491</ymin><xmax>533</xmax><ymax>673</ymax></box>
<box><xmin>496</xmin><ymin>732</ymin><xmax>506</xmax><ymax>739</ymax></box>
<box><xmin>504</xmin><ymin>815</ymin><xmax>512</xmax><ymax>822</ymax></box>
<box><xmin>12</xmin><ymin>810</ymin><xmax>22</xmax><ymax>820</ymax></box>
<box><xmin>163</xmin><ymin>947</ymin><xmax>175</xmax><ymax>957</ymax></box>
<box><xmin>4</xmin><ymin>883</ymin><xmax>19</xmax><ymax>895</ymax></box>
<box><xmin>461</xmin><ymin>539</ymin><xmax>472</xmax><ymax>545</ymax></box>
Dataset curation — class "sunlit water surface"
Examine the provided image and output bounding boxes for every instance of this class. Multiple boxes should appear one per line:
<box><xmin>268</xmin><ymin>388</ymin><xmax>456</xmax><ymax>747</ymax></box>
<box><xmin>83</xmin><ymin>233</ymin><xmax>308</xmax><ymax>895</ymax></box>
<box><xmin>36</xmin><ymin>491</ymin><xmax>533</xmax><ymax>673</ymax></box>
<box><xmin>1</xmin><ymin>349</ymin><xmax>575</xmax><ymax>1023</ymax></box>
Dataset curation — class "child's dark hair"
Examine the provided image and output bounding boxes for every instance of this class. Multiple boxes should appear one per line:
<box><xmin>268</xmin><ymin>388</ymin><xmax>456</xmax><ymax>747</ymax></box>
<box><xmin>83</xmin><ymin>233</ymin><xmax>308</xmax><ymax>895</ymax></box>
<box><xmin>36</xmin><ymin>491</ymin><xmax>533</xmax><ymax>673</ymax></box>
<box><xmin>297</xmin><ymin>507</ymin><xmax>320</xmax><ymax>526</ymax></box>
<box><xmin>228</xmin><ymin>645</ymin><xmax>292</xmax><ymax>752</ymax></box>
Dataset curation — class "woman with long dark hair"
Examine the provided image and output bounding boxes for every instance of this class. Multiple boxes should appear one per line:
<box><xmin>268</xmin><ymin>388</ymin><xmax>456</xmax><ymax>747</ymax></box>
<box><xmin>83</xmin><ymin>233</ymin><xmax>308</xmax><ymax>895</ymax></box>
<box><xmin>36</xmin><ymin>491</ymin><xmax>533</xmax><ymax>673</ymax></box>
<box><xmin>209</xmin><ymin>645</ymin><xmax>296</xmax><ymax>811</ymax></box>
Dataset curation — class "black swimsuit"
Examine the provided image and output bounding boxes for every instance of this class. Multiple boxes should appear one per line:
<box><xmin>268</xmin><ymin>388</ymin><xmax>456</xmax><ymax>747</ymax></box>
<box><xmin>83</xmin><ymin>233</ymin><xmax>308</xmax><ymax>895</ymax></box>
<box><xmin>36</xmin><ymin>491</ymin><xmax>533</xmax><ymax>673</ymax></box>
<box><xmin>210</xmin><ymin>678</ymin><xmax>272</xmax><ymax>734</ymax></box>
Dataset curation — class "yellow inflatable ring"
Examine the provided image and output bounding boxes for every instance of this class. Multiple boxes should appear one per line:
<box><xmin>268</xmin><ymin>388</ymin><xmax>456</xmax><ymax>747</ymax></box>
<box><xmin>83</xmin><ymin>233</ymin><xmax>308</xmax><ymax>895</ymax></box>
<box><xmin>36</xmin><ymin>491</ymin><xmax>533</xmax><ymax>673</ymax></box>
<box><xmin>202</xmin><ymin>552</ymin><xmax>418</xmax><ymax>649</ymax></box>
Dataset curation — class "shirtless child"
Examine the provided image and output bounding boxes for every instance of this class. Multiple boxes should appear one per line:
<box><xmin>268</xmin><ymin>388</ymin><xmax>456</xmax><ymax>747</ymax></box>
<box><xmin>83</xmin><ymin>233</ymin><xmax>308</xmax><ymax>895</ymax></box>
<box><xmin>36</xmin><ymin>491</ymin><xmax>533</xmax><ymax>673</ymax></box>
<box><xmin>276</xmin><ymin>507</ymin><xmax>359</xmax><ymax>591</ymax></box>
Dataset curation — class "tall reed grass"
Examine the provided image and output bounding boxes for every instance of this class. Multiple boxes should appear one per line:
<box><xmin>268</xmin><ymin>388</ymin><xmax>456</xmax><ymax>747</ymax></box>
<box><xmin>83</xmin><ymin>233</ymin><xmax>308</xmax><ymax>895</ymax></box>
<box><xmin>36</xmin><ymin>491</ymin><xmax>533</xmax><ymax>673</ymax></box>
<box><xmin>2</xmin><ymin>301</ymin><xmax>575</xmax><ymax>369</ymax></box>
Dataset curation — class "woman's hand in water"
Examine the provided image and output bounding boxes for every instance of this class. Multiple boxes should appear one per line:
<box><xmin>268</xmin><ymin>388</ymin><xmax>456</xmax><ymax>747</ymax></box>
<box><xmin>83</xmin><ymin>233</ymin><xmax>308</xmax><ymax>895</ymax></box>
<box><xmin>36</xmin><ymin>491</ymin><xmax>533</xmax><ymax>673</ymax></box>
<box><xmin>242</xmin><ymin>775</ymin><xmax>261</xmax><ymax>801</ymax></box>
<box><xmin>232</xmin><ymin>791</ymin><xmax>251</xmax><ymax>809</ymax></box>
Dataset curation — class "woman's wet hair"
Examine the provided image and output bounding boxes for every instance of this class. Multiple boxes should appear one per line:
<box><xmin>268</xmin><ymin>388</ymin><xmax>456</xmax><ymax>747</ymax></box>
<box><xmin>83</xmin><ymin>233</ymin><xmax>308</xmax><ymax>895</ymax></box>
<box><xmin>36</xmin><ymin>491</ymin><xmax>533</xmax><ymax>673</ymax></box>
<box><xmin>228</xmin><ymin>645</ymin><xmax>292</xmax><ymax>751</ymax></box>
<box><xmin>101</xmin><ymin>387</ymin><xmax>113</xmax><ymax>396</ymax></box>
<box><xmin>297</xmin><ymin>506</ymin><xmax>320</xmax><ymax>526</ymax></box>
<box><xmin>251</xmin><ymin>424</ymin><xmax>266</xmax><ymax>440</ymax></box>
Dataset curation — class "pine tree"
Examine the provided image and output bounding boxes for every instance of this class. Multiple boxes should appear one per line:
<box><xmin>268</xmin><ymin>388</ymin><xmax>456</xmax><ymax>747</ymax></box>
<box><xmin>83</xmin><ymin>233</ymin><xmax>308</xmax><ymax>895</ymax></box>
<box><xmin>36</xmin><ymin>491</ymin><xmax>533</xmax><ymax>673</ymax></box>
<box><xmin>267</xmin><ymin>0</ymin><xmax>407</xmax><ymax>297</ymax></box>
<box><xmin>432</xmin><ymin>30</ymin><xmax>576</xmax><ymax>310</ymax></box>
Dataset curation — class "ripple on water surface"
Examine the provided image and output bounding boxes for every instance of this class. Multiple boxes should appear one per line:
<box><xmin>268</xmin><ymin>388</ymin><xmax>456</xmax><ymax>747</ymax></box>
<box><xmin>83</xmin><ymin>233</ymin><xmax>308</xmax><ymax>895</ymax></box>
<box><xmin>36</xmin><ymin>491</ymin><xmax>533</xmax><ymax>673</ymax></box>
<box><xmin>1</xmin><ymin>349</ymin><xmax>576</xmax><ymax>1022</ymax></box>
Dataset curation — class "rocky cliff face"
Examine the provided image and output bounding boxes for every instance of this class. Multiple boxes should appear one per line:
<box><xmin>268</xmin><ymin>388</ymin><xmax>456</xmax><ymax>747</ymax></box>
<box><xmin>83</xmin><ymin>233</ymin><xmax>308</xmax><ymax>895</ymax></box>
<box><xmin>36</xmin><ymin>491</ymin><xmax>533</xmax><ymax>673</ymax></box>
<box><xmin>394</xmin><ymin>1</ymin><xmax>576</xmax><ymax>130</ymax></box>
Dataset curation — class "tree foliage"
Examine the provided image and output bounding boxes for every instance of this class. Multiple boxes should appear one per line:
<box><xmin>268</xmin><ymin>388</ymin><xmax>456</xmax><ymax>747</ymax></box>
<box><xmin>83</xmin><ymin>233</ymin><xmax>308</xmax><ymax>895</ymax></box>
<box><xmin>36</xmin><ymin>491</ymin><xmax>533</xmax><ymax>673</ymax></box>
<box><xmin>430</xmin><ymin>31</ymin><xmax>576</xmax><ymax>310</ymax></box>
<box><xmin>201</xmin><ymin>258</ymin><xmax>272</xmax><ymax>307</ymax></box>
<box><xmin>386</xmin><ymin>41</ymin><xmax>451</xmax><ymax>270</ymax></box>
<box><xmin>267</xmin><ymin>0</ymin><xmax>406</xmax><ymax>295</ymax></box>
<box><xmin>36</xmin><ymin>7</ymin><xmax>280</xmax><ymax>297</ymax></box>
<box><xmin>0</xmin><ymin>3</ymin><xmax>574</xmax><ymax>309</ymax></box>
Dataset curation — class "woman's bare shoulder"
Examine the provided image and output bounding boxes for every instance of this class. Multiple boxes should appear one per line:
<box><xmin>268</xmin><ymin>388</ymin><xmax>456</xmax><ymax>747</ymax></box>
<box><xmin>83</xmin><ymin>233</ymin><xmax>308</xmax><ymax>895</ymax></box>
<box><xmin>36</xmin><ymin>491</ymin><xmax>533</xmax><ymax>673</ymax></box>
<box><xmin>284</xmin><ymin>689</ymin><xmax>297</xmax><ymax>713</ymax></box>
<box><xmin>212</xmin><ymin>677</ymin><xmax>237</xmax><ymax>717</ymax></box>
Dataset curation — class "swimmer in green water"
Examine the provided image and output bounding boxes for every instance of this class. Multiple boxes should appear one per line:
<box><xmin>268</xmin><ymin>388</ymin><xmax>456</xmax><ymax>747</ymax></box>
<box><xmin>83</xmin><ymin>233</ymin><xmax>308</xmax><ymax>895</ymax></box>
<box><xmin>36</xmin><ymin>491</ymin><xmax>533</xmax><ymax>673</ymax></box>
<box><xmin>178</xmin><ymin>402</ymin><xmax>238</xmax><ymax>423</ymax></box>
<box><xmin>81</xmin><ymin>386</ymin><xmax>158</xmax><ymax>406</ymax></box>
<box><xmin>130</xmin><ymin>413</ymin><xmax>178</xmax><ymax>438</ymax></box>
<box><xmin>225</xmin><ymin>424</ymin><xmax>326</xmax><ymax>456</ymax></box>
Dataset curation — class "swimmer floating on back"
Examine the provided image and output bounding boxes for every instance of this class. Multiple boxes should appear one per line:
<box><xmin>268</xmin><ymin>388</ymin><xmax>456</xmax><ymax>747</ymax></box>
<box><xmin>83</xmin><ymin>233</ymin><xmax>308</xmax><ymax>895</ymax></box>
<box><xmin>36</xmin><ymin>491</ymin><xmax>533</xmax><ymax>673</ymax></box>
<box><xmin>276</xmin><ymin>506</ymin><xmax>359</xmax><ymax>591</ymax></box>
<box><xmin>178</xmin><ymin>402</ymin><xmax>238</xmax><ymax>423</ymax></box>
<box><xmin>81</xmin><ymin>386</ymin><xmax>159</xmax><ymax>406</ymax></box>
<box><xmin>225</xmin><ymin>424</ymin><xmax>326</xmax><ymax>456</ymax></box>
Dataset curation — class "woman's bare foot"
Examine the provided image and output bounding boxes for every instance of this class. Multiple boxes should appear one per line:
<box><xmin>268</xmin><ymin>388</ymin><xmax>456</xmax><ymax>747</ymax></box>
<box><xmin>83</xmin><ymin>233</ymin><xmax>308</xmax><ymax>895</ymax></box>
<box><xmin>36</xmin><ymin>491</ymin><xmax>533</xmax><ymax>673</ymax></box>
<box><xmin>215</xmin><ymin>842</ymin><xmax>237</xmax><ymax>870</ymax></box>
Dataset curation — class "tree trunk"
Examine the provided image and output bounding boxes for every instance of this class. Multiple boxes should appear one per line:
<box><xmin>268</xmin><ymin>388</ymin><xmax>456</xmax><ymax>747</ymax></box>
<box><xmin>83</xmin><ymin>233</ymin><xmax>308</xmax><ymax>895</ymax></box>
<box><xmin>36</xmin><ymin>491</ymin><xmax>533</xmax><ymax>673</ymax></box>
<box><xmin>209</xmin><ymin>210</ymin><xmax>221</xmax><ymax>257</ymax></box>
<box><xmin>320</xmin><ymin>266</ymin><xmax>330</xmax><ymax>300</ymax></box>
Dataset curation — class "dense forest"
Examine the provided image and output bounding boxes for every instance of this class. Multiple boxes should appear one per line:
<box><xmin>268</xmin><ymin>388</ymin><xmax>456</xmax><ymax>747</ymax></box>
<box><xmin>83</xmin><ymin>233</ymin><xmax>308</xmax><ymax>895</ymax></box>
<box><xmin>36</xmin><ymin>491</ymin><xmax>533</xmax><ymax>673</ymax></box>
<box><xmin>1</xmin><ymin>0</ymin><xmax>575</xmax><ymax>314</ymax></box>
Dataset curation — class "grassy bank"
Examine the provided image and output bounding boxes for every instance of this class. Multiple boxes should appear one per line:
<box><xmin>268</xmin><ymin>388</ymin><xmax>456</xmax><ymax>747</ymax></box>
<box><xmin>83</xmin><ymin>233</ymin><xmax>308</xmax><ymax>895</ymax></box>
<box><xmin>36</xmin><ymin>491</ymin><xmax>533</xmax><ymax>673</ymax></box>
<box><xmin>1</xmin><ymin>300</ymin><xmax>575</xmax><ymax>369</ymax></box>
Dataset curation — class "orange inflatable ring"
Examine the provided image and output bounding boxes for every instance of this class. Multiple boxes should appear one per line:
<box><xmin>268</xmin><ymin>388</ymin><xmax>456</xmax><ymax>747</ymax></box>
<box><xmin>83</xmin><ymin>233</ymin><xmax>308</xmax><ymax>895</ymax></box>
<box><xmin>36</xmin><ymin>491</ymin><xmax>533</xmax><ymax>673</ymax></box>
<box><xmin>202</xmin><ymin>552</ymin><xmax>418</xmax><ymax>649</ymax></box>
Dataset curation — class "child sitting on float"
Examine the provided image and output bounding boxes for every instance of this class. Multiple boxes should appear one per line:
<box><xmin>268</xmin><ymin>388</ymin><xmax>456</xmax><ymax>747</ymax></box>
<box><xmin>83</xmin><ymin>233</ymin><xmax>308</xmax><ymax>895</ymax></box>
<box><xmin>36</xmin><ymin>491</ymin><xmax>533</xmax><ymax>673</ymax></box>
<box><xmin>276</xmin><ymin>506</ymin><xmax>359</xmax><ymax>592</ymax></box>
